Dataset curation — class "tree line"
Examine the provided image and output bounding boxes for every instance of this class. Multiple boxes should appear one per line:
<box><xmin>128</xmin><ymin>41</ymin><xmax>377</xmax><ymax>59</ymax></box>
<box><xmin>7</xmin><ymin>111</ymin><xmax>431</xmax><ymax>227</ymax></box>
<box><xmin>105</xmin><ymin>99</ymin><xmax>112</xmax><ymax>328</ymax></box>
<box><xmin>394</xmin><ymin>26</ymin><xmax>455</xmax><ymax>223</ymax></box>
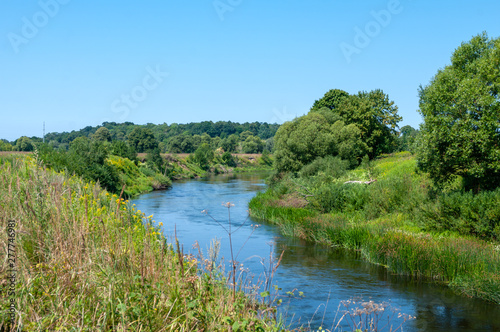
<box><xmin>1</xmin><ymin>121</ymin><xmax>280</xmax><ymax>154</ymax></box>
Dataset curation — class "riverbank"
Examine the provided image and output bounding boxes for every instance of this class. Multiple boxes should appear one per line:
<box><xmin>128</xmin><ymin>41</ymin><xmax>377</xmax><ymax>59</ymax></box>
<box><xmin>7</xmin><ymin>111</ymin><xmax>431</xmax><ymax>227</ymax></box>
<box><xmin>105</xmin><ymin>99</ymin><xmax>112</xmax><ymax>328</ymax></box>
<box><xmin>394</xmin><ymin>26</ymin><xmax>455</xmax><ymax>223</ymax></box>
<box><xmin>158</xmin><ymin>153</ymin><xmax>273</xmax><ymax>180</ymax></box>
<box><xmin>28</xmin><ymin>144</ymin><xmax>273</xmax><ymax>198</ymax></box>
<box><xmin>249</xmin><ymin>153</ymin><xmax>500</xmax><ymax>304</ymax></box>
<box><xmin>0</xmin><ymin>155</ymin><xmax>283</xmax><ymax>331</ymax></box>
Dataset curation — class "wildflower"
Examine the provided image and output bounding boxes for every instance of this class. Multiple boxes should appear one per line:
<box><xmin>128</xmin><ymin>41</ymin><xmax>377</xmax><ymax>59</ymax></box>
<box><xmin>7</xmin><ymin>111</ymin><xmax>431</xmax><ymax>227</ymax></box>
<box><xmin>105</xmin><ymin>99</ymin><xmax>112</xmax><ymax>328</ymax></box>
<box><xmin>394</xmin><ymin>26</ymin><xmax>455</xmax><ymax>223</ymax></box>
<box><xmin>159</xmin><ymin>222</ymin><xmax>163</xmax><ymax>226</ymax></box>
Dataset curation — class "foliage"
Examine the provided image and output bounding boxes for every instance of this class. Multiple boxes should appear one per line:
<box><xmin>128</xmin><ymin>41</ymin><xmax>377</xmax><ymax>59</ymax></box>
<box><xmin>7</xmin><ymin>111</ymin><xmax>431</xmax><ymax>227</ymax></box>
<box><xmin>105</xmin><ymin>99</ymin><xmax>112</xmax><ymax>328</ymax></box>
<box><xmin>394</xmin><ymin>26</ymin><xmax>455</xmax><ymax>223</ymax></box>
<box><xmin>127</xmin><ymin>127</ymin><xmax>159</xmax><ymax>153</ymax></box>
<box><xmin>417</xmin><ymin>188</ymin><xmax>500</xmax><ymax>241</ymax></box>
<box><xmin>298</xmin><ymin>155</ymin><xmax>349</xmax><ymax>178</ymax></box>
<box><xmin>311</xmin><ymin>89</ymin><xmax>402</xmax><ymax>158</ymax></box>
<box><xmin>396</xmin><ymin>125</ymin><xmax>419</xmax><ymax>152</ymax></box>
<box><xmin>92</xmin><ymin>127</ymin><xmax>112</xmax><ymax>142</ymax></box>
<box><xmin>417</xmin><ymin>32</ymin><xmax>500</xmax><ymax>191</ymax></box>
<box><xmin>145</xmin><ymin>148</ymin><xmax>164</xmax><ymax>173</ymax></box>
<box><xmin>0</xmin><ymin>139</ymin><xmax>13</xmax><ymax>151</ymax></box>
<box><xmin>193</xmin><ymin>143</ymin><xmax>215</xmax><ymax>170</ymax></box>
<box><xmin>15</xmin><ymin>136</ymin><xmax>34</xmax><ymax>151</ymax></box>
<box><xmin>274</xmin><ymin>112</ymin><xmax>367</xmax><ymax>173</ymax></box>
<box><xmin>110</xmin><ymin>140</ymin><xmax>137</xmax><ymax>163</ymax></box>
<box><xmin>220</xmin><ymin>134</ymin><xmax>239</xmax><ymax>153</ymax></box>
<box><xmin>241</xmin><ymin>135</ymin><xmax>265</xmax><ymax>154</ymax></box>
<box><xmin>310</xmin><ymin>88</ymin><xmax>350</xmax><ymax>112</ymax></box>
<box><xmin>221</xmin><ymin>151</ymin><xmax>236</xmax><ymax>167</ymax></box>
<box><xmin>35</xmin><ymin>121</ymin><xmax>280</xmax><ymax>153</ymax></box>
<box><xmin>107</xmin><ymin>155</ymin><xmax>156</xmax><ymax>197</ymax></box>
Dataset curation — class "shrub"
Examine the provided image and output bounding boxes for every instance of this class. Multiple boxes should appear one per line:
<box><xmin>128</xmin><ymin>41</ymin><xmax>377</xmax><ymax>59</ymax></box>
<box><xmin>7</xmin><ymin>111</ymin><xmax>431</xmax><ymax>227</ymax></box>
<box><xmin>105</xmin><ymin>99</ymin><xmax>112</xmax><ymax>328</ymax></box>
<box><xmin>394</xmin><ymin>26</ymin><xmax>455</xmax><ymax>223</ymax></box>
<box><xmin>312</xmin><ymin>182</ymin><xmax>368</xmax><ymax>213</ymax></box>
<box><xmin>418</xmin><ymin>188</ymin><xmax>500</xmax><ymax>241</ymax></box>
<box><xmin>299</xmin><ymin>155</ymin><xmax>349</xmax><ymax>178</ymax></box>
<box><xmin>221</xmin><ymin>151</ymin><xmax>236</xmax><ymax>167</ymax></box>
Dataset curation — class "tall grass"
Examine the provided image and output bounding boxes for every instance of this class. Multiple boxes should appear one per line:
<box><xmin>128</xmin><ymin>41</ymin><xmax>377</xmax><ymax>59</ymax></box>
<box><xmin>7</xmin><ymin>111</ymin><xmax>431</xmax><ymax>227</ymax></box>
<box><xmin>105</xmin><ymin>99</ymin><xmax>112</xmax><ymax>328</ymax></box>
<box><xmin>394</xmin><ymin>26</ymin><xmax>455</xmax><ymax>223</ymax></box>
<box><xmin>0</xmin><ymin>155</ymin><xmax>282</xmax><ymax>331</ymax></box>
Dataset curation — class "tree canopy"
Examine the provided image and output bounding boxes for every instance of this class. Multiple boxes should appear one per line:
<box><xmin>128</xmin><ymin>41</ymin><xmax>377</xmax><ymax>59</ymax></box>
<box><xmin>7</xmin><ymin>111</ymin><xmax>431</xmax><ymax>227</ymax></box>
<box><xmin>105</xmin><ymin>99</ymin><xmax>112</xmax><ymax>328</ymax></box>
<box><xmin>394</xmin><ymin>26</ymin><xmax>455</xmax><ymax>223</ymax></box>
<box><xmin>127</xmin><ymin>127</ymin><xmax>158</xmax><ymax>153</ymax></box>
<box><xmin>274</xmin><ymin>112</ymin><xmax>367</xmax><ymax>173</ymax></box>
<box><xmin>417</xmin><ymin>33</ymin><xmax>500</xmax><ymax>191</ymax></box>
<box><xmin>310</xmin><ymin>89</ymin><xmax>402</xmax><ymax>158</ymax></box>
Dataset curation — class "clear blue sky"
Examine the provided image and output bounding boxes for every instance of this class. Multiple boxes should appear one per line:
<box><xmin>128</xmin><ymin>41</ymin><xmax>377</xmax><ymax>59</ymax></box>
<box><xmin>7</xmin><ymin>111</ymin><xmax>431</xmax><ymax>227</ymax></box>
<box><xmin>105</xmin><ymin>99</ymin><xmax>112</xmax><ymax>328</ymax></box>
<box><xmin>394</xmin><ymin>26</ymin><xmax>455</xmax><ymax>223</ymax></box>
<box><xmin>1</xmin><ymin>0</ymin><xmax>499</xmax><ymax>141</ymax></box>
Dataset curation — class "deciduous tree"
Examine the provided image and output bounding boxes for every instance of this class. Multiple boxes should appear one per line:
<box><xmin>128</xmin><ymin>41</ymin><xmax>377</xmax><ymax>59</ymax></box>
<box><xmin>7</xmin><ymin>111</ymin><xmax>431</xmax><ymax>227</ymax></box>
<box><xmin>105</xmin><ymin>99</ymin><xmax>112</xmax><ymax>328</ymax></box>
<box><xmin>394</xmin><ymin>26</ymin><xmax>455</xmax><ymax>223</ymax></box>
<box><xmin>417</xmin><ymin>33</ymin><xmax>500</xmax><ymax>191</ymax></box>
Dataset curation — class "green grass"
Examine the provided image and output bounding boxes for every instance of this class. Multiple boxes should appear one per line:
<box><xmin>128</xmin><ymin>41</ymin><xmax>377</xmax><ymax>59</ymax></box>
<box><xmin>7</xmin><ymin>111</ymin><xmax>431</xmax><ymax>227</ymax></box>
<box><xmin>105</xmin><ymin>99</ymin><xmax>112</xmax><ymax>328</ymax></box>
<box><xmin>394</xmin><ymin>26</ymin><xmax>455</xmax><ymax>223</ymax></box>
<box><xmin>0</xmin><ymin>155</ymin><xmax>284</xmax><ymax>331</ymax></box>
<box><xmin>249</xmin><ymin>152</ymin><xmax>500</xmax><ymax>303</ymax></box>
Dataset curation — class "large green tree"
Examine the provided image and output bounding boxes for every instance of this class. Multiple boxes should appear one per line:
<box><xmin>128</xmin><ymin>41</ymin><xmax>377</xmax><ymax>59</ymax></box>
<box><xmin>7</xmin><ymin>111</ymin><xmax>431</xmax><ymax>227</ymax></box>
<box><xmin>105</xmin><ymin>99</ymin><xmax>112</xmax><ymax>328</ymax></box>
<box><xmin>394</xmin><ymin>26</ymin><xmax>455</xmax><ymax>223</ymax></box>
<box><xmin>311</xmin><ymin>89</ymin><xmax>402</xmax><ymax>158</ymax></box>
<box><xmin>193</xmin><ymin>143</ymin><xmax>214</xmax><ymax>170</ymax></box>
<box><xmin>310</xmin><ymin>89</ymin><xmax>350</xmax><ymax>112</ymax></box>
<box><xmin>15</xmin><ymin>136</ymin><xmax>34</xmax><ymax>151</ymax></box>
<box><xmin>417</xmin><ymin>33</ymin><xmax>500</xmax><ymax>191</ymax></box>
<box><xmin>241</xmin><ymin>135</ymin><xmax>264</xmax><ymax>154</ymax></box>
<box><xmin>92</xmin><ymin>127</ymin><xmax>112</xmax><ymax>142</ymax></box>
<box><xmin>127</xmin><ymin>127</ymin><xmax>158</xmax><ymax>153</ymax></box>
<box><xmin>274</xmin><ymin>112</ymin><xmax>367</xmax><ymax>173</ymax></box>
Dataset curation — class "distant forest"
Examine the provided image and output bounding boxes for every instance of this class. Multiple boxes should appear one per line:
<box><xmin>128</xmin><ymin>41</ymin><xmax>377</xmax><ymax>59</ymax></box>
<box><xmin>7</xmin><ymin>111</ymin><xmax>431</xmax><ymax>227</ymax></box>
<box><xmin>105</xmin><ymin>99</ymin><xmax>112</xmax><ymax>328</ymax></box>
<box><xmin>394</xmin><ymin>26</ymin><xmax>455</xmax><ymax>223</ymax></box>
<box><xmin>1</xmin><ymin>121</ymin><xmax>281</xmax><ymax>154</ymax></box>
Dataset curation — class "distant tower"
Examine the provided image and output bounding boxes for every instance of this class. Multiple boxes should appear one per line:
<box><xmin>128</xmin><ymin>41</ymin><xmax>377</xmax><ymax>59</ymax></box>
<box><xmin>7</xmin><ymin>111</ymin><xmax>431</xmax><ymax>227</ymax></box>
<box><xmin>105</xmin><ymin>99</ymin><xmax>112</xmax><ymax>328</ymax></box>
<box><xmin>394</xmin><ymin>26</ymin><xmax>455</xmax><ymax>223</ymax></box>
<box><xmin>43</xmin><ymin>122</ymin><xmax>45</xmax><ymax>143</ymax></box>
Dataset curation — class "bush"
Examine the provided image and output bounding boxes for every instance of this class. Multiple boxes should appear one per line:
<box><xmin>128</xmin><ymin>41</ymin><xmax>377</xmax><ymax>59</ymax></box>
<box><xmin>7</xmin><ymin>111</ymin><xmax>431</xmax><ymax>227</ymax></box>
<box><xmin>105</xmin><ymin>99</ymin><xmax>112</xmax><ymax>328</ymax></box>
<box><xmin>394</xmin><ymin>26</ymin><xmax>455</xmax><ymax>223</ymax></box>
<box><xmin>299</xmin><ymin>155</ymin><xmax>349</xmax><ymax>178</ymax></box>
<box><xmin>221</xmin><ymin>151</ymin><xmax>236</xmax><ymax>167</ymax></box>
<box><xmin>193</xmin><ymin>143</ymin><xmax>214</xmax><ymax>170</ymax></box>
<box><xmin>312</xmin><ymin>182</ymin><xmax>368</xmax><ymax>213</ymax></box>
<box><xmin>418</xmin><ymin>188</ymin><xmax>500</xmax><ymax>241</ymax></box>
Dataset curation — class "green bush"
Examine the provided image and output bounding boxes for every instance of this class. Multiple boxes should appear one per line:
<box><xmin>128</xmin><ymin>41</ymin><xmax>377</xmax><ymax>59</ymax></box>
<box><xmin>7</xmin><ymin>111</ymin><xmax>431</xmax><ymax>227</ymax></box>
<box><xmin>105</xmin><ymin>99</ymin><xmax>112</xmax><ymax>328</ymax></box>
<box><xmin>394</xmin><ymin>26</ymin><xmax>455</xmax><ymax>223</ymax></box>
<box><xmin>299</xmin><ymin>155</ymin><xmax>349</xmax><ymax>178</ymax></box>
<box><xmin>221</xmin><ymin>151</ymin><xmax>236</xmax><ymax>167</ymax></box>
<box><xmin>312</xmin><ymin>182</ymin><xmax>367</xmax><ymax>213</ymax></box>
<box><xmin>418</xmin><ymin>188</ymin><xmax>500</xmax><ymax>241</ymax></box>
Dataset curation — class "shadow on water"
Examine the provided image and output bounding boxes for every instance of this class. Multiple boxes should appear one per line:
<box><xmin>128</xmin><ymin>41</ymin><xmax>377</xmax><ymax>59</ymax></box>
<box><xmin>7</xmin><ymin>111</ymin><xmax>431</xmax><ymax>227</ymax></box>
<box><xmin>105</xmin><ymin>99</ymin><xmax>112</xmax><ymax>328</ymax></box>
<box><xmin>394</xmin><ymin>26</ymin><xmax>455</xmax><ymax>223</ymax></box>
<box><xmin>132</xmin><ymin>171</ymin><xmax>500</xmax><ymax>332</ymax></box>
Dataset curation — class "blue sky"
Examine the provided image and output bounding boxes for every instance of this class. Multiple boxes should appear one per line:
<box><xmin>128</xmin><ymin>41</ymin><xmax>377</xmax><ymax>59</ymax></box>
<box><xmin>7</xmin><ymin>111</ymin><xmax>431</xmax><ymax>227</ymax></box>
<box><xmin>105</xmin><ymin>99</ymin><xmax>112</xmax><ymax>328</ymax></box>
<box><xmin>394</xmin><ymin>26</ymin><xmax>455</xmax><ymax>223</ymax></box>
<box><xmin>1</xmin><ymin>0</ymin><xmax>499</xmax><ymax>141</ymax></box>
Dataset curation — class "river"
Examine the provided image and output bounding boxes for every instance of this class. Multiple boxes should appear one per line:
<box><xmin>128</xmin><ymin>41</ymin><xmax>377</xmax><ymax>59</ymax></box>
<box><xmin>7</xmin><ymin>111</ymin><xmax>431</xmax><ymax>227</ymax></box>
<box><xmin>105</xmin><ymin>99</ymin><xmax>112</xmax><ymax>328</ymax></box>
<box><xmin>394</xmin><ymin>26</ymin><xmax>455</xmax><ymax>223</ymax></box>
<box><xmin>132</xmin><ymin>171</ymin><xmax>500</xmax><ymax>331</ymax></box>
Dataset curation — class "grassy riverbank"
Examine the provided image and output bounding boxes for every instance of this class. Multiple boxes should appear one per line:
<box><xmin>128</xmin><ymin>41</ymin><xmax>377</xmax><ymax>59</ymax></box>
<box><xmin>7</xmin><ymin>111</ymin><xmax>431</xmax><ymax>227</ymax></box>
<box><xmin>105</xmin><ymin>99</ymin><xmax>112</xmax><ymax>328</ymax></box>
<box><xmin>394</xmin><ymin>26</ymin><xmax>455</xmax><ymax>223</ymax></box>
<box><xmin>249</xmin><ymin>152</ymin><xmax>500</xmax><ymax>304</ymax></box>
<box><xmin>159</xmin><ymin>153</ymin><xmax>273</xmax><ymax>180</ymax></box>
<box><xmin>0</xmin><ymin>154</ymin><xmax>283</xmax><ymax>331</ymax></box>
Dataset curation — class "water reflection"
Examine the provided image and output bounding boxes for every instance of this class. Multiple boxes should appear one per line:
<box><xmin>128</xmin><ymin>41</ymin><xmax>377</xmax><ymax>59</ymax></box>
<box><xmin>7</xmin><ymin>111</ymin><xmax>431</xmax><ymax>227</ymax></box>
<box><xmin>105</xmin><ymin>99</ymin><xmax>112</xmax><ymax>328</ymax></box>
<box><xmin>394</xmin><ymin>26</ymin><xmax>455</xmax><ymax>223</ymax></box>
<box><xmin>132</xmin><ymin>172</ymin><xmax>500</xmax><ymax>331</ymax></box>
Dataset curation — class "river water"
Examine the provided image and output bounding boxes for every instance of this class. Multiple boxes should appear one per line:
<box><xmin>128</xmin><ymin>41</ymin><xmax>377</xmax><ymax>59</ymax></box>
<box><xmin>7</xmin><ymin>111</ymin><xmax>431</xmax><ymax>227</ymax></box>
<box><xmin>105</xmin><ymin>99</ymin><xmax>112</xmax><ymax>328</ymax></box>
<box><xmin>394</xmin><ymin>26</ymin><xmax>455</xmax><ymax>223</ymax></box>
<box><xmin>132</xmin><ymin>172</ymin><xmax>500</xmax><ymax>331</ymax></box>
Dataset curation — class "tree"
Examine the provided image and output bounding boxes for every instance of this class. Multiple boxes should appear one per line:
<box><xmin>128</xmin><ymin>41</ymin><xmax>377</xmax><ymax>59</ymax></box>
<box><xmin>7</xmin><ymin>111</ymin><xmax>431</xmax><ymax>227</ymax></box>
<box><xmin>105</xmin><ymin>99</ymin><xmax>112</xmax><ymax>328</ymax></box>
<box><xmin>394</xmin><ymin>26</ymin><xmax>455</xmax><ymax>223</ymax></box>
<box><xmin>310</xmin><ymin>89</ymin><xmax>350</xmax><ymax>112</ymax></box>
<box><xmin>311</xmin><ymin>89</ymin><xmax>402</xmax><ymax>158</ymax></box>
<box><xmin>193</xmin><ymin>143</ymin><xmax>214</xmax><ymax>170</ymax></box>
<box><xmin>15</xmin><ymin>136</ymin><xmax>34</xmax><ymax>151</ymax></box>
<box><xmin>336</xmin><ymin>90</ymin><xmax>401</xmax><ymax>157</ymax></box>
<box><xmin>221</xmin><ymin>151</ymin><xmax>236</xmax><ymax>167</ymax></box>
<box><xmin>0</xmin><ymin>139</ymin><xmax>13</xmax><ymax>151</ymax></box>
<box><xmin>417</xmin><ymin>33</ymin><xmax>500</xmax><ymax>191</ymax></box>
<box><xmin>397</xmin><ymin>125</ymin><xmax>419</xmax><ymax>152</ymax></box>
<box><xmin>239</xmin><ymin>130</ymin><xmax>253</xmax><ymax>141</ymax></box>
<box><xmin>111</xmin><ymin>140</ymin><xmax>137</xmax><ymax>163</ymax></box>
<box><xmin>146</xmin><ymin>148</ymin><xmax>164</xmax><ymax>172</ymax></box>
<box><xmin>273</xmin><ymin>112</ymin><xmax>367</xmax><ymax>173</ymax></box>
<box><xmin>92</xmin><ymin>127</ymin><xmax>112</xmax><ymax>142</ymax></box>
<box><xmin>241</xmin><ymin>136</ymin><xmax>264</xmax><ymax>154</ymax></box>
<box><xmin>220</xmin><ymin>134</ymin><xmax>238</xmax><ymax>153</ymax></box>
<box><xmin>127</xmin><ymin>127</ymin><xmax>158</xmax><ymax>153</ymax></box>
